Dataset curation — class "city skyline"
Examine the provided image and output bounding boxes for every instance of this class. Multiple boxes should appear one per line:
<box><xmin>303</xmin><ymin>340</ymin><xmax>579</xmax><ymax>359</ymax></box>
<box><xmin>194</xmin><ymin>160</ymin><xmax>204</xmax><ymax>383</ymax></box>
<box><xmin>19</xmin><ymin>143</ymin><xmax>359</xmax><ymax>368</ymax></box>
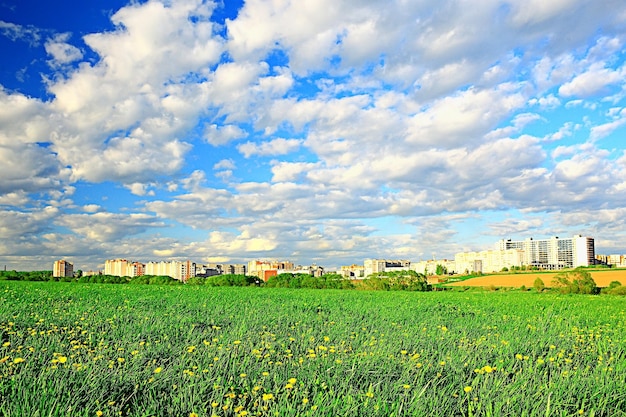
<box><xmin>2</xmin><ymin>1</ymin><xmax>626</xmax><ymax>271</ymax></box>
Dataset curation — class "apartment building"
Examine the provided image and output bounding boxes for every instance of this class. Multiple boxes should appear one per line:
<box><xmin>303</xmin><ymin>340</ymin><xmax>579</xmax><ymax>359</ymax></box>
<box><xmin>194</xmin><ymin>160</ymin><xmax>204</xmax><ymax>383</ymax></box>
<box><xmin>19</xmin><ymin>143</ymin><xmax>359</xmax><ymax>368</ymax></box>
<box><xmin>144</xmin><ymin>260</ymin><xmax>196</xmax><ymax>282</ymax></box>
<box><xmin>454</xmin><ymin>249</ymin><xmax>525</xmax><ymax>274</ymax></box>
<box><xmin>364</xmin><ymin>259</ymin><xmax>411</xmax><ymax>276</ymax></box>
<box><xmin>495</xmin><ymin>235</ymin><xmax>594</xmax><ymax>269</ymax></box>
<box><xmin>53</xmin><ymin>260</ymin><xmax>74</xmax><ymax>278</ymax></box>
<box><xmin>104</xmin><ymin>259</ymin><xmax>145</xmax><ymax>277</ymax></box>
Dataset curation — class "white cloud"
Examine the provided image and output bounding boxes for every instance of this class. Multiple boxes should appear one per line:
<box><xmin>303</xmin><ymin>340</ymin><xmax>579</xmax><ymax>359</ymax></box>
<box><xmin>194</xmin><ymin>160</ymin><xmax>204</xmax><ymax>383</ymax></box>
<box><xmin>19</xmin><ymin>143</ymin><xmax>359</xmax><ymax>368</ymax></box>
<box><xmin>237</xmin><ymin>138</ymin><xmax>302</xmax><ymax>158</ymax></box>
<box><xmin>204</xmin><ymin>124</ymin><xmax>247</xmax><ymax>146</ymax></box>
<box><xmin>559</xmin><ymin>64</ymin><xmax>623</xmax><ymax>98</ymax></box>
<box><xmin>45</xmin><ymin>33</ymin><xmax>83</xmax><ymax>67</ymax></box>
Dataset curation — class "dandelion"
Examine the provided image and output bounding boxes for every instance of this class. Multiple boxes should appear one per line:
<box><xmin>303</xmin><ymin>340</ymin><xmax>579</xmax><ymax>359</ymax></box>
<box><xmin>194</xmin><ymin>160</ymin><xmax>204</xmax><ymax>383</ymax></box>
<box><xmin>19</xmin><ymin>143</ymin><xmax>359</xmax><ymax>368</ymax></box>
<box><xmin>365</xmin><ymin>391</ymin><xmax>374</xmax><ymax>398</ymax></box>
<box><xmin>13</xmin><ymin>357</ymin><xmax>25</xmax><ymax>364</ymax></box>
<box><xmin>96</xmin><ymin>411</ymin><xmax>103</xmax><ymax>417</ymax></box>
<box><xmin>117</xmin><ymin>357</ymin><xmax>125</xmax><ymax>364</ymax></box>
<box><xmin>240</xmin><ymin>373</ymin><xmax>247</xmax><ymax>378</ymax></box>
<box><xmin>402</xmin><ymin>384</ymin><xmax>411</xmax><ymax>389</ymax></box>
<box><xmin>153</xmin><ymin>367</ymin><xmax>162</xmax><ymax>374</ymax></box>
<box><xmin>464</xmin><ymin>386</ymin><xmax>473</xmax><ymax>393</ymax></box>
<box><xmin>302</xmin><ymin>398</ymin><xmax>309</xmax><ymax>404</ymax></box>
<box><xmin>311</xmin><ymin>405</ymin><xmax>318</xmax><ymax>410</ymax></box>
<box><xmin>2</xmin><ymin>342</ymin><xmax>9</xmax><ymax>348</ymax></box>
<box><xmin>262</xmin><ymin>393</ymin><xmax>274</xmax><ymax>401</ymax></box>
<box><xmin>288</xmin><ymin>377</ymin><xmax>297</xmax><ymax>385</ymax></box>
<box><xmin>189</xmin><ymin>413</ymin><xmax>198</xmax><ymax>417</ymax></box>
<box><xmin>58</xmin><ymin>356</ymin><xmax>68</xmax><ymax>364</ymax></box>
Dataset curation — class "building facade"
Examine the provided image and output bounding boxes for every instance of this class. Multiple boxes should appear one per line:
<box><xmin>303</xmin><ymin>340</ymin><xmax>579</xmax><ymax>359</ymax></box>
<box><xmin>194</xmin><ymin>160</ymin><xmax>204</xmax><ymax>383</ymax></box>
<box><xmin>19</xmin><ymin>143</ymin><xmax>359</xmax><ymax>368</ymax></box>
<box><xmin>364</xmin><ymin>259</ymin><xmax>411</xmax><ymax>277</ymax></box>
<box><xmin>495</xmin><ymin>235</ymin><xmax>594</xmax><ymax>269</ymax></box>
<box><xmin>53</xmin><ymin>260</ymin><xmax>74</xmax><ymax>278</ymax></box>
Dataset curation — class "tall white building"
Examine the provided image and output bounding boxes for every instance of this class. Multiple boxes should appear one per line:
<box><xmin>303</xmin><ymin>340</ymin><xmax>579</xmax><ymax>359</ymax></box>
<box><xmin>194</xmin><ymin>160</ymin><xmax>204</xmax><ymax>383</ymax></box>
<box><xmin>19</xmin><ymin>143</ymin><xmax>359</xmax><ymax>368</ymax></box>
<box><xmin>364</xmin><ymin>259</ymin><xmax>411</xmax><ymax>276</ymax></box>
<box><xmin>53</xmin><ymin>260</ymin><xmax>74</xmax><ymax>278</ymax></box>
<box><xmin>495</xmin><ymin>235</ymin><xmax>594</xmax><ymax>269</ymax></box>
<box><xmin>144</xmin><ymin>260</ymin><xmax>196</xmax><ymax>281</ymax></box>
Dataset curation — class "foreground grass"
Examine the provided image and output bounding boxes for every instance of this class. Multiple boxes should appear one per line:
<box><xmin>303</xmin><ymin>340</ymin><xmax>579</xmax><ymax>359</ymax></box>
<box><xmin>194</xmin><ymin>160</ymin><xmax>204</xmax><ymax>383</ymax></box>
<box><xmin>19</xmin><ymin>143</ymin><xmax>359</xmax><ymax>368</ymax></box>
<box><xmin>1</xmin><ymin>282</ymin><xmax>625</xmax><ymax>416</ymax></box>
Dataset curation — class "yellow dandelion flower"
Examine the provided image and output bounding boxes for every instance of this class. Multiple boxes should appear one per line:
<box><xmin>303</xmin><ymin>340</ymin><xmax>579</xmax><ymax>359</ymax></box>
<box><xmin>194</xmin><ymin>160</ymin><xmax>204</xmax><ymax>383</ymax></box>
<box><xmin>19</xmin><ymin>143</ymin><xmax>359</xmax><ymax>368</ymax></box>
<box><xmin>233</xmin><ymin>340</ymin><xmax>241</xmax><ymax>345</ymax></box>
<box><xmin>96</xmin><ymin>411</ymin><xmax>103</xmax><ymax>417</ymax></box>
<box><xmin>262</xmin><ymin>393</ymin><xmax>274</xmax><ymax>401</ymax></box>
<box><xmin>240</xmin><ymin>373</ymin><xmax>247</xmax><ymax>378</ymax></box>
<box><xmin>288</xmin><ymin>377</ymin><xmax>297</xmax><ymax>385</ymax></box>
<box><xmin>285</xmin><ymin>383</ymin><xmax>294</xmax><ymax>389</ymax></box>
<box><xmin>189</xmin><ymin>413</ymin><xmax>198</xmax><ymax>417</ymax></box>
<box><xmin>153</xmin><ymin>367</ymin><xmax>162</xmax><ymax>374</ymax></box>
<box><xmin>58</xmin><ymin>356</ymin><xmax>68</xmax><ymax>364</ymax></box>
<box><xmin>13</xmin><ymin>357</ymin><xmax>25</xmax><ymax>364</ymax></box>
<box><xmin>2</xmin><ymin>342</ymin><xmax>10</xmax><ymax>348</ymax></box>
<box><xmin>403</xmin><ymin>384</ymin><xmax>411</xmax><ymax>389</ymax></box>
<box><xmin>365</xmin><ymin>391</ymin><xmax>374</xmax><ymax>398</ymax></box>
<box><xmin>117</xmin><ymin>357</ymin><xmax>125</xmax><ymax>363</ymax></box>
<box><xmin>302</xmin><ymin>398</ymin><xmax>309</xmax><ymax>404</ymax></box>
<box><xmin>464</xmin><ymin>386</ymin><xmax>472</xmax><ymax>393</ymax></box>
<box><xmin>311</xmin><ymin>405</ymin><xmax>318</xmax><ymax>410</ymax></box>
<box><xmin>262</xmin><ymin>371</ymin><xmax>269</xmax><ymax>376</ymax></box>
<box><xmin>211</xmin><ymin>401</ymin><xmax>219</xmax><ymax>407</ymax></box>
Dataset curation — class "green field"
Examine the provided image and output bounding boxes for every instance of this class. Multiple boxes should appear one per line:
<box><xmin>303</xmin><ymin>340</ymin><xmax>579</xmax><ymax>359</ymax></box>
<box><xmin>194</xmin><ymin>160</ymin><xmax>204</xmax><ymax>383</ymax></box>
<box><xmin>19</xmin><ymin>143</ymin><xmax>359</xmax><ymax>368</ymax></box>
<box><xmin>1</xmin><ymin>282</ymin><xmax>625</xmax><ymax>416</ymax></box>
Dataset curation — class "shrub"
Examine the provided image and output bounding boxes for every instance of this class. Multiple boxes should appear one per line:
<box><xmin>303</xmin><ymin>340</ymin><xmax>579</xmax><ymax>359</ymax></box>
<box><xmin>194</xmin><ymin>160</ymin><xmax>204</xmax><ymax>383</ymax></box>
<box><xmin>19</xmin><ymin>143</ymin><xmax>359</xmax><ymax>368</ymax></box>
<box><xmin>533</xmin><ymin>277</ymin><xmax>545</xmax><ymax>292</ymax></box>
<box><xmin>551</xmin><ymin>269</ymin><xmax>598</xmax><ymax>294</ymax></box>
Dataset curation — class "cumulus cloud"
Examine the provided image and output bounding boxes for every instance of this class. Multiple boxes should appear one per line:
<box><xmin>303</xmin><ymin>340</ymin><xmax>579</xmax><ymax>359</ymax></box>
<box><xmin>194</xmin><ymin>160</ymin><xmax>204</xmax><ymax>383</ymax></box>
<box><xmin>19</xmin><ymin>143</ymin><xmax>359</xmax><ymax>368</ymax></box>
<box><xmin>45</xmin><ymin>33</ymin><xmax>83</xmax><ymax>67</ymax></box>
<box><xmin>237</xmin><ymin>138</ymin><xmax>302</xmax><ymax>158</ymax></box>
<box><xmin>3</xmin><ymin>0</ymin><xmax>626</xmax><ymax>269</ymax></box>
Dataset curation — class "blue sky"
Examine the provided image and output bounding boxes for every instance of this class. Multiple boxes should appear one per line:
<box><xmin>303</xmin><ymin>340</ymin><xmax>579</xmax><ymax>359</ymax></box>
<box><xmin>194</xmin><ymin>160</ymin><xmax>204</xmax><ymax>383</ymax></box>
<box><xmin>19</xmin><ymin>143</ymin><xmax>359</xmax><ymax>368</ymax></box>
<box><xmin>2</xmin><ymin>0</ymin><xmax>626</xmax><ymax>271</ymax></box>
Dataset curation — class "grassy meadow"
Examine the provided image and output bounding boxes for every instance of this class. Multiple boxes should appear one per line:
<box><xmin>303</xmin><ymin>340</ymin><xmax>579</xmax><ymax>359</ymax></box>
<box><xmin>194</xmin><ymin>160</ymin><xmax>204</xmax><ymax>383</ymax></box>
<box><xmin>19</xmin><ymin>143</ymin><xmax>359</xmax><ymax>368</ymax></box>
<box><xmin>1</xmin><ymin>281</ymin><xmax>625</xmax><ymax>416</ymax></box>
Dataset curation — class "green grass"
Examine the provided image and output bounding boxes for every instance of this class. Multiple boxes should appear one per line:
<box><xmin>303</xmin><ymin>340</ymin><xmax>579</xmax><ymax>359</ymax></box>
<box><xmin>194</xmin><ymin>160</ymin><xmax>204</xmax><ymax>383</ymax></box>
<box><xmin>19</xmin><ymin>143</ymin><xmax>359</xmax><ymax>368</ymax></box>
<box><xmin>1</xmin><ymin>281</ymin><xmax>625</xmax><ymax>416</ymax></box>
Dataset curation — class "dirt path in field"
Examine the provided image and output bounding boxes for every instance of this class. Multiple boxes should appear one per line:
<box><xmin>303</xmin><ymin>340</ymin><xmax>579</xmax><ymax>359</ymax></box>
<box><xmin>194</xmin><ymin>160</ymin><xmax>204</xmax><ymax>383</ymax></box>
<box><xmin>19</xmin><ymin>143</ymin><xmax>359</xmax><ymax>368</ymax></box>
<box><xmin>446</xmin><ymin>270</ymin><xmax>626</xmax><ymax>288</ymax></box>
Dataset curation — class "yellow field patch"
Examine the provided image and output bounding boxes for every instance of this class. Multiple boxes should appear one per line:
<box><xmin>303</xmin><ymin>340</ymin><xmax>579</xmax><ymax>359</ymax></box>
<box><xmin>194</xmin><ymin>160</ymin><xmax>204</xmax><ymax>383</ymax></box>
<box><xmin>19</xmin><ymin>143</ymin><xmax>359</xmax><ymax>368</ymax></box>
<box><xmin>446</xmin><ymin>269</ymin><xmax>626</xmax><ymax>288</ymax></box>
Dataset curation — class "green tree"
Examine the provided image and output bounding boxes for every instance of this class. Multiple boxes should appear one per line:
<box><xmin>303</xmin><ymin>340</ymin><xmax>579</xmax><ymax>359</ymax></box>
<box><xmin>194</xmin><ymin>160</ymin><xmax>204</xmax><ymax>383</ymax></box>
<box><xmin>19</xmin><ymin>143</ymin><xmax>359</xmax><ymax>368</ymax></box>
<box><xmin>552</xmin><ymin>269</ymin><xmax>598</xmax><ymax>294</ymax></box>
<box><xmin>533</xmin><ymin>277</ymin><xmax>545</xmax><ymax>292</ymax></box>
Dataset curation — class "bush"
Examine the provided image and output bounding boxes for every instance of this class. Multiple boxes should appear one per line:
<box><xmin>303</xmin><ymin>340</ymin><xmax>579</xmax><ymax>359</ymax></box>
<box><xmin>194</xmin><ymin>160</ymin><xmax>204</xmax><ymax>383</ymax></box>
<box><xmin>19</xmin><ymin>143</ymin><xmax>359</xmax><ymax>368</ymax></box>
<box><xmin>533</xmin><ymin>277</ymin><xmax>545</xmax><ymax>292</ymax></box>
<box><xmin>551</xmin><ymin>269</ymin><xmax>598</xmax><ymax>294</ymax></box>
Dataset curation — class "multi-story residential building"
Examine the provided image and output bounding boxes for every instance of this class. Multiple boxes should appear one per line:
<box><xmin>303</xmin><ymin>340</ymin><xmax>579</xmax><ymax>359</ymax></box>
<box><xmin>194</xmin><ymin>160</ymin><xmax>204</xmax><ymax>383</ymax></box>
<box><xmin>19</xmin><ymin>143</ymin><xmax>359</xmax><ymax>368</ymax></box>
<box><xmin>364</xmin><ymin>259</ymin><xmax>411</xmax><ymax>277</ymax></box>
<box><xmin>455</xmin><ymin>249</ymin><xmax>525</xmax><ymax>274</ymax></box>
<box><xmin>340</xmin><ymin>264</ymin><xmax>365</xmax><ymax>279</ymax></box>
<box><xmin>412</xmin><ymin>259</ymin><xmax>456</xmax><ymax>275</ymax></box>
<box><xmin>104</xmin><ymin>259</ymin><xmax>130</xmax><ymax>276</ymax></box>
<box><xmin>144</xmin><ymin>260</ymin><xmax>196</xmax><ymax>282</ymax></box>
<box><xmin>495</xmin><ymin>235</ymin><xmax>594</xmax><ymax>269</ymax></box>
<box><xmin>247</xmin><ymin>260</ymin><xmax>294</xmax><ymax>281</ymax></box>
<box><xmin>53</xmin><ymin>260</ymin><xmax>74</xmax><ymax>278</ymax></box>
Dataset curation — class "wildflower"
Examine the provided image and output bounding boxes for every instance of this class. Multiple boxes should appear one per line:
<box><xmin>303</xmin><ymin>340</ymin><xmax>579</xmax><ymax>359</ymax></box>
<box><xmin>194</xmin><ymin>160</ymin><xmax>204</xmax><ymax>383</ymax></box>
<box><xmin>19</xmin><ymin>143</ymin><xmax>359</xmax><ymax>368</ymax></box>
<box><xmin>186</xmin><ymin>346</ymin><xmax>196</xmax><ymax>353</ymax></box>
<box><xmin>464</xmin><ymin>386</ymin><xmax>472</xmax><ymax>393</ymax></box>
<box><xmin>515</xmin><ymin>354</ymin><xmax>523</xmax><ymax>360</ymax></box>
<box><xmin>189</xmin><ymin>413</ymin><xmax>198</xmax><ymax>417</ymax></box>
<box><xmin>96</xmin><ymin>411</ymin><xmax>103</xmax><ymax>417</ymax></box>
<box><xmin>302</xmin><ymin>398</ymin><xmax>309</xmax><ymax>404</ymax></box>
<box><xmin>117</xmin><ymin>357</ymin><xmax>125</xmax><ymax>364</ymax></box>
<box><xmin>240</xmin><ymin>373</ymin><xmax>247</xmax><ymax>378</ymax></box>
<box><xmin>154</xmin><ymin>367</ymin><xmax>162</xmax><ymax>374</ymax></box>
<box><xmin>311</xmin><ymin>405</ymin><xmax>318</xmax><ymax>410</ymax></box>
<box><xmin>402</xmin><ymin>384</ymin><xmax>411</xmax><ymax>389</ymax></box>
<box><xmin>262</xmin><ymin>393</ymin><xmax>274</xmax><ymax>401</ymax></box>
<box><xmin>58</xmin><ymin>356</ymin><xmax>68</xmax><ymax>364</ymax></box>
<box><xmin>2</xmin><ymin>342</ymin><xmax>10</xmax><ymax>348</ymax></box>
<box><xmin>13</xmin><ymin>357</ymin><xmax>25</xmax><ymax>364</ymax></box>
<box><xmin>234</xmin><ymin>340</ymin><xmax>241</xmax><ymax>345</ymax></box>
<box><xmin>365</xmin><ymin>391</ymin><xmax>374</xmax><ymax>398</ymax></box>
<box><xmin>288</xmin><ymin>377</ymin><xmax>297</xmax><ymax>385</ymax></box>
<box><xmin>211</xmin><ymin>402</ymin><xmax>219</xmax><ymax>407</ymax></box>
